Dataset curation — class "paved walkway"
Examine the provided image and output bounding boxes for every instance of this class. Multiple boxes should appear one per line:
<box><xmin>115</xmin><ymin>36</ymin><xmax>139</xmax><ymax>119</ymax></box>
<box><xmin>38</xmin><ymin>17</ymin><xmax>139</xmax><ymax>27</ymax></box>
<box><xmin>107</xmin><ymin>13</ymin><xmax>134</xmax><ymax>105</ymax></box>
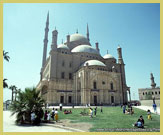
<box><xmin>133</xmin><ymin>106</ymin><xmax>160</xmax><ymax>115</ymax></box>
<box><xmin>3</xmin><ymin>111</ymin><xmax>72</xmax><ymax>132</ymax></box>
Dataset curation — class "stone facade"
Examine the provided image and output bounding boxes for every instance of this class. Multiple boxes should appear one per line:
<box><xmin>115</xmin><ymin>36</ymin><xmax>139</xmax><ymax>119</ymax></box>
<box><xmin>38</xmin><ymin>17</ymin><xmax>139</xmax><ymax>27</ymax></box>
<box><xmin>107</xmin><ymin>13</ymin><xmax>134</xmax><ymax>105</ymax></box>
<box><xmin>36</xmin><ymin>13</ymin><xmax>130</xmax><ymax>106</ymax></box>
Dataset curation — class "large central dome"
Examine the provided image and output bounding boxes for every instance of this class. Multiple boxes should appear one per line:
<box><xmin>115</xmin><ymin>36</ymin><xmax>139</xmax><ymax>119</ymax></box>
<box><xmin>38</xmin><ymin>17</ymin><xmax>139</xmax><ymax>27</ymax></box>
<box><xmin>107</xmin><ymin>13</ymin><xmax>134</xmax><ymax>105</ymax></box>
<box><xmin>71</xmin><ymin>45</ymin><xmax>99</xmax><ymax>55</ymax></box>
<box><xmin>70</xmin><ymin>33</ymin><xmax>89</xmax><ymax>44</ymax></box>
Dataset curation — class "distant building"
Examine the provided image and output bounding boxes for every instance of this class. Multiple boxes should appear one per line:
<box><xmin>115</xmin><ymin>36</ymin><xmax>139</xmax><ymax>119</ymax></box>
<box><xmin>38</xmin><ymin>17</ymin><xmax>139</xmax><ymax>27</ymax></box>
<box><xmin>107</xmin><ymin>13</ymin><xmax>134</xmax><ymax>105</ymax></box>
<box><xmin>36</xmin><ymin>12</ymin><xmax>130</xmax><ymax>106</ymax></box>
<box><xmin>138</xmin><ymin>73</ymin><xmax>160</xmax><ymax>106</ymax></box>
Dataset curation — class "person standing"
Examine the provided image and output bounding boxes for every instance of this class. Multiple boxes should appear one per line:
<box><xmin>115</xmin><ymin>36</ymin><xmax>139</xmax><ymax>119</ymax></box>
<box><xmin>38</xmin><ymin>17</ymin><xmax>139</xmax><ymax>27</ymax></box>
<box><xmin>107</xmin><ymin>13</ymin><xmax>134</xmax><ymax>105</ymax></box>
<box><xmin>44</xmin><ymin>110</ymin><xmax>48</xmax><ymax>122</ymax></box>
<box><xmin>100</xmin><ymin>106</ymin><xmax>103</xmax><ymax>113</ymax></box>
<box><xmin>123</xmin><ymin>105</ymin><xmax>126</xmax><ymax>114</ymax></box>
<box><xmin>31</xmin><ymin>111</ymin><xmax>36</xmax><ymax>125</ymax></box>
<box><xmin>94</xmin><ymin>107</ymin><xmax>97</xmax><ymax>116</ymax></box>
<box><xmin>90</xmin><ymin>108</ymin><xmax>93</xmax><ymax>118</ymax></box>
<box><xmin>55</xmin><ymin>109</ymin><xmax>59</xmax><ymax>122</ymax></box>
<box><xmin>51</xmin><ymin>108</ymin><xmax>55</xmax><ymax>121</ymax></box>
<box><xmin>47</xmin><ymin>111</ymin><xmax>51</xmax><ymax>122</ymax></box>
<box><xmin>59</xmin><ymin>103</ymin><xmax>62</xmax><ymax>111</ymax></box>
<box><xmin>153</xmin><ymin>103</ymin><xmax>157</xmax><ymax>114</ymax></box>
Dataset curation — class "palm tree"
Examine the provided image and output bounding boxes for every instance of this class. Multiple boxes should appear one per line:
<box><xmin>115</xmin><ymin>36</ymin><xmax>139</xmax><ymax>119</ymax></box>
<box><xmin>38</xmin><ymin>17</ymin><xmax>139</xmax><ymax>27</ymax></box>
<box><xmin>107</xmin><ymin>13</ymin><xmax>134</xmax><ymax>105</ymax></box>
<box><xmin>10</xmin><ymin>87</ymin><xmax>45</xmax><ymax>124</ymax></box>
<box><xmin>9</xmin><ymin>85</ymin><xmax>17</xmax><ymax>101</ymax></box>
<box><xmin>3</xmin><ymin>50</ymin><xmax>10</xmax><ymax>62</ymax></box>
<box><xmin>3</xmin><ymin>79</ymin><xmax>8</xmax><ymax>88</ymax></box>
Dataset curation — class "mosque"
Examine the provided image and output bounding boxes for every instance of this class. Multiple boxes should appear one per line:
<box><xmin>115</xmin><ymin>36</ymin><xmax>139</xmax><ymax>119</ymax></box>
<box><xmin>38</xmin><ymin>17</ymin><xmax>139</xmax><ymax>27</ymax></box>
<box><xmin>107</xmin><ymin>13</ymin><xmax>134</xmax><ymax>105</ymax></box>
<box><xmin>36</xmin><ymin>12</ymin><xmax>131</xmax><ymax>106</ymax></box>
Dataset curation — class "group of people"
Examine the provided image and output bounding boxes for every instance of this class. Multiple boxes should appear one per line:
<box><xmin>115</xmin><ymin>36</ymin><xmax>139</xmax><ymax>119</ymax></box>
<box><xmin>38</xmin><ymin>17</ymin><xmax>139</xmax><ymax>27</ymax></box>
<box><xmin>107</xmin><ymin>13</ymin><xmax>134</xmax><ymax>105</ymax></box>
<box><xmin>30</xmin><ymin>108</ymin><xmax>59</xmax><ymax>125</ymax></box>
<box><xmin>122</xmin><ymin>104</ymin><xmax>134</xmax><ymax>115</ymax></box>
<box><xmin>133</xmin><ymin>110</ymin><xmax>152</xmax><ymax>128</ymax></box>
<box><xmin>64</xmin><ymin>109</ymin><xmax>72</xmax><ymax>114</ymax></box>
<box><xmin>121</xmin><ymin>103</ymin><xmax>156</xmax><ymax>129</ymax></box>
<box><xmin>89</xmin><ymin>106</ymin><xmax>103</xmax><ymax>118</ymax></box>
<box><xmin>44</xmin><ymin>108</ymin><xmax>59</xmax><ymax>122</ymax></box>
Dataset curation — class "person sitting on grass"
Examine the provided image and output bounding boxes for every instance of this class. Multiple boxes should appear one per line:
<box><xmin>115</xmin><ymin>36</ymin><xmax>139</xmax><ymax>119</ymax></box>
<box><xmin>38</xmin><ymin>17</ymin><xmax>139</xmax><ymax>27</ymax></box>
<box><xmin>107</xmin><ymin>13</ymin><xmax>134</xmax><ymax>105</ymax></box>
<box><xmin>133</xmin><ymin>115</ymin><xmax>144</xmax><ymax>128</ymax></box>
<box><xmin>147</xmin><ymin>110</ymin><xmax>152</xmax><ymax>120</ymax></box>
<box><xmin>125</xmin><ymin>109</ymin><xmax>130</xmax><ymax>114</ymax></box>
<box><xmin>64</xmin><ymin>109</ymin><xmax>72</xmax><ymax>114</ymax></box>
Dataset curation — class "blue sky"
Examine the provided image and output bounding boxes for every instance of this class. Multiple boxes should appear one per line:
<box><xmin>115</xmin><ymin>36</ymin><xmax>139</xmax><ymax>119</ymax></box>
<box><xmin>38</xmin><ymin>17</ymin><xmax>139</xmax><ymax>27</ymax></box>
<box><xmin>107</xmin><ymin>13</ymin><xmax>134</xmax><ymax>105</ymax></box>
<box><xmin>3</xmin><ymin>3</ymin><xmax>160</xmax><ymax>101</ymax></box>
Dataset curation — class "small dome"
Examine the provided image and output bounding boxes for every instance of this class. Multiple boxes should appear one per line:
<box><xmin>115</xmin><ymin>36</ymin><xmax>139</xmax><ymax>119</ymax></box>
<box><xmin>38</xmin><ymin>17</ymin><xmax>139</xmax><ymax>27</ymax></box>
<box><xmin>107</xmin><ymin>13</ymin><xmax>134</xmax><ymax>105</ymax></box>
<box><xmin>71</xmin><ymin>45</ymin><xmax>99</xmax><ymax>55</ymax></box>
<box><xmin>103</xmin><ymin>54</ymin><xmax>115</xmax><ymax>59</ymax></box>
<box><xmin>70</xmin><ymin>33</ymin><xmax>90</xmax><ymax>45</ymax></box>
<box><xmin>58</xmin><ymin>44</ymin><xmax>70</xmax><ymax>50</ymax></box>
<box><xmin>82</xmin><ymin>60</ymin><xmax>106</xmax><ymax>67</ymax></box>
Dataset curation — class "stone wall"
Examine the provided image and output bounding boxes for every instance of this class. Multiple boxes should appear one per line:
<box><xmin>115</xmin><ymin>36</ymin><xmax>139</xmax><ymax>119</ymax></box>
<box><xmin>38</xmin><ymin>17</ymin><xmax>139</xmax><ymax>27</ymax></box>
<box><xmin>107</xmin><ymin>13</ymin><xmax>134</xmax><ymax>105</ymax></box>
<box><xmin>140</xmin><ymin>100</ymin><xmax>160</xmax><ymax>107</ymax></box>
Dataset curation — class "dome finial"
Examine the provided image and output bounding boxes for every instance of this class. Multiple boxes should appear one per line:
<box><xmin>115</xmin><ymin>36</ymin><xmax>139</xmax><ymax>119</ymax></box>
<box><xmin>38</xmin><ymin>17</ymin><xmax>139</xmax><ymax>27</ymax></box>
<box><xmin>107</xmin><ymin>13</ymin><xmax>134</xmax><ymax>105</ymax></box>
<box><xmin>117</xmin><ymin>44</ymin><xmax>121</xmax><ymax>49</ymax></box>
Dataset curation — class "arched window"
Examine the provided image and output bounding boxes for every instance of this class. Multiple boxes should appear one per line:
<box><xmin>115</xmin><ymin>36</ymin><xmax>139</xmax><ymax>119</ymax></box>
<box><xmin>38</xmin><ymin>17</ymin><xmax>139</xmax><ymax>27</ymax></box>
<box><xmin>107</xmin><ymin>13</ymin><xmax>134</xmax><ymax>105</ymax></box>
<box><xmin>152</xmin><ymin>92</ymin><xmax>154</xmax><ymax>95</ymax></box>
<box><xmin>93</xmin><ymin>81</ymin><xmax>97</xmax><ymax>89</ymax></box>
<box><xmin>61</xmin><ymin>72</ymin><xmax>65</xmax><ymax>79</ymax></box>
<box><xmin>69</xmin><ymin>73</ymin><xmax>72</xmax><ymax>79</ymax></box>
<box><xmin>110</xmin><ymin>82</ymin><xmax>114</xmax><ymax>90</ymax></box>
<box><xmin>155</xmin><ymin>91</ymin><xmax>157</xmax><ymax>95</ymax></box>
<box><xmin>143</xmin><ymin>92</ymin><xmax>144</xmax><ymax>95</ymax></box>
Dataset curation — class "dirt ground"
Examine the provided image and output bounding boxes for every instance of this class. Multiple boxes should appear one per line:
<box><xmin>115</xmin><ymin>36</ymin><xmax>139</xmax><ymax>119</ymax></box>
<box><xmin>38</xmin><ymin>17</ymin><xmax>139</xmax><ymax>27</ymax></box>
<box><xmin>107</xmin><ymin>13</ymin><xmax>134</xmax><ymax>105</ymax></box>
<box><xmin>55</xmin><ymin>119</ymin><xmax>93</xmax><ymax>132</ymax></box>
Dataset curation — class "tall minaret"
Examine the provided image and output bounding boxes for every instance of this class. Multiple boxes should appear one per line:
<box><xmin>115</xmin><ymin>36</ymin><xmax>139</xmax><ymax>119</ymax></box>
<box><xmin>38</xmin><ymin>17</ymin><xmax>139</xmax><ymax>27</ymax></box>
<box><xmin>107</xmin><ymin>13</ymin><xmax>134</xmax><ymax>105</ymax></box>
<box><xmin>150</xmin><ymin>73</ymin><xmax>156</xmax><ymax>88</ymax></box>
<box><xmin>117</xmin><ymin>45</ymin><xmax>127</xmax><ymax>104</ymax></box>
<box><xmin>42</xmin><ymin>12</ymin><xmax>49</xmax><ymax>68</ymax></box>
<box><xmin>51</xmin><ymin>27</ymin><xmax>58</xmax><ymax>51</ymax></box>
<box><xmin>86</xmin><ymin>23</ymin><xmax>90</xmax><ymax>41</ymax></box>
<box><xmin>117</xmin><ymin>45</ymin><xmax>124</xmax><ymax>64</ymax></box>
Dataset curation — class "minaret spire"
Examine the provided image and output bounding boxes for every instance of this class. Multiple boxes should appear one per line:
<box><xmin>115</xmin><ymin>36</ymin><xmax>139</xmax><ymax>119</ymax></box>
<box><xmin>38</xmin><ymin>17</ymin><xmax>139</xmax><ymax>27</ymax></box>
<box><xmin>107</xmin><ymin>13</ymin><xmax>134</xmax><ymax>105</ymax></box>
<box><xmin>150</xmin><ymin>73</ymin><xmax>156</xmax><ymax>88</ymax></box>
<box><xmin>87</xmin><ymin>23</ymin><xmax>90</xmax><ymax>41</ymax></box>
<box><xmin>42</xmin><ymin>12</ymin><xmax>49</xmax><ymax>68</ymax></box>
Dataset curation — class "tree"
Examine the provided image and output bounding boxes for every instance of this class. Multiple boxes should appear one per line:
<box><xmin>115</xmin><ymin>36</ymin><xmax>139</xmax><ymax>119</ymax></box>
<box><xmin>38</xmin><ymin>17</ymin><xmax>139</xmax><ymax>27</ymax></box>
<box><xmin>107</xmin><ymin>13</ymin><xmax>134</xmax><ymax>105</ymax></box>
<box><xmin>9</xmin><ymin>85</ymin><xmax>17</xmax><ymax>101</ymax></box>
<box><xmin>3</xmin><ymin>50</ymin><xmax>10</xmax><ymax>89</ymax></box>
<box><xmin>10</xmin><ymin>87</ymin><xmax>45</xmax><ymax>125</ymax></box>
<box><xmin>3</xmin><ymin>50</ymin><xmax>10</xmax><ymax>62</ymax></box>
<box><xmin>3</xmin><ymin>79</ymin><xmax>8</xmax><ymax>88</ymax></box>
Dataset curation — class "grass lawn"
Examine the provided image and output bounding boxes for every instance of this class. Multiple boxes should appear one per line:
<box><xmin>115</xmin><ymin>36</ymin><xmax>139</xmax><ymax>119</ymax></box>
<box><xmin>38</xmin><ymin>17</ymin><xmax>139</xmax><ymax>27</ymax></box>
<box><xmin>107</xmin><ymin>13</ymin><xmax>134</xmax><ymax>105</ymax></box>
<box><xmin>48</xmin><ymin>106</ymin><xmax>160</xmax><ymax>132</ymax></box>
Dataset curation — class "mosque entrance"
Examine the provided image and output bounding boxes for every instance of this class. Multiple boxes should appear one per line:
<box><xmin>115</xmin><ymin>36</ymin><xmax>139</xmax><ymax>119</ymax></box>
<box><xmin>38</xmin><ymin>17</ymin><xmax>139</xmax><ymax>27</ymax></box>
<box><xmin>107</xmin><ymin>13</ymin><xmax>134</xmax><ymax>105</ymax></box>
<box><xmin>111</xmin><ymin>96</ymin><xmax>114</xmax><ymax>104</ymax></box>
<box><xmin>60</xmin><ymin>96</ymin><xmax>64</xmax><ymax>103</ymax></box>
<box><xmin>94</xmin><ymin>96</ymin><xmax>97</xmax><ymax>105</ymax></box>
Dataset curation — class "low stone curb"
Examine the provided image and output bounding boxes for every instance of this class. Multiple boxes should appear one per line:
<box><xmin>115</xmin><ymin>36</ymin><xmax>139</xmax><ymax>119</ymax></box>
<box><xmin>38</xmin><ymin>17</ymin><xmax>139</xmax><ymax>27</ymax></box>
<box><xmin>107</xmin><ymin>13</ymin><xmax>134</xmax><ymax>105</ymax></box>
<box><xmin>42</xmin><ymin>123</ymin><xmax>85</xmax><ymax>132</ymax></box>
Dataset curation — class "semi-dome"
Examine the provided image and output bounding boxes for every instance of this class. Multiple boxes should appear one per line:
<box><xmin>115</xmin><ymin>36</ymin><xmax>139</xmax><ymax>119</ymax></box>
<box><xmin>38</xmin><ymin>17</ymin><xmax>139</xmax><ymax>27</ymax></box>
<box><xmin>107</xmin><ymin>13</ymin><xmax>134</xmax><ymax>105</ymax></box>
<box><xmin>82</xmin><ymin>60</ymin><xmax>106</xmax><ymax>67</ymax></box>
<box><xmin>103</xmin><ymin>54</ymin><xmax>115</xmax><ymax>59</ymax></box>
<box><xmin>70</xmin><ymin>33</ymin><xmax>90</xmax><ymax>45</ymax></box>
<box><xmin>57</xmin><ymin>44</ymin><xmax>70</xmax><ymax>50</ymax></box>
<box><xmin>71</xmin><ymin>45</ymin><xmax>99</xmax><ymax>55</ymax></box>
